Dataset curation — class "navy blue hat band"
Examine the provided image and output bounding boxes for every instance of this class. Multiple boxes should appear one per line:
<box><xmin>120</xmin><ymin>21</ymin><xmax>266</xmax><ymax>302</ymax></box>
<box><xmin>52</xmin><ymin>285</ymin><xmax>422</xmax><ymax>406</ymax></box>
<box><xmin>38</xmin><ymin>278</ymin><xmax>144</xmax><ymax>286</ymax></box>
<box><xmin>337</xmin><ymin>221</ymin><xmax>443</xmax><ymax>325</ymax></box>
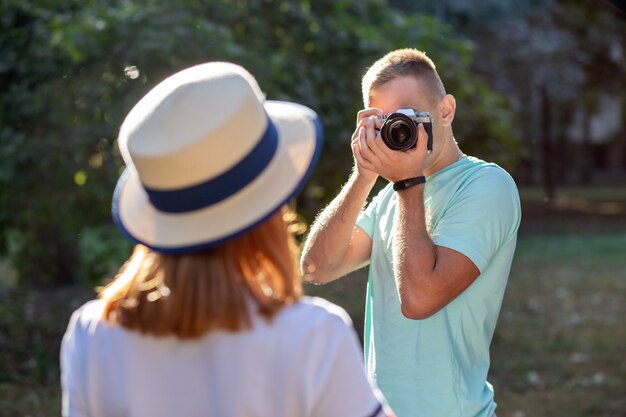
<box><xmin>144</xmin><ymin>118</ymin><xmax>278</xmax><ymax>213</ymax></box>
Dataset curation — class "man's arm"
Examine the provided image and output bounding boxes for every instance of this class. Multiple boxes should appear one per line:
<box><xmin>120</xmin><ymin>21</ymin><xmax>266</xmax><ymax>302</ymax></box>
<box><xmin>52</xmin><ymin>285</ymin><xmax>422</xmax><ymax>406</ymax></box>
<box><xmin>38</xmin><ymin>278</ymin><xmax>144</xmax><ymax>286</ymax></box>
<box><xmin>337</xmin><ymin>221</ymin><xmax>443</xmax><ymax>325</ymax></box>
<box><xmin>301</xmin><ymin>171</ymin><xmax>375</xmax><ymax>284</ymax></box>
<box><xmin>393</xmin><ymin>185</ymin><xmax>480</xmax><ymax>319</ymax></box>
<box><xmin>301</xmin><ymin>109</ymin><xmax>385</xmax><ymax>284</ymax></box>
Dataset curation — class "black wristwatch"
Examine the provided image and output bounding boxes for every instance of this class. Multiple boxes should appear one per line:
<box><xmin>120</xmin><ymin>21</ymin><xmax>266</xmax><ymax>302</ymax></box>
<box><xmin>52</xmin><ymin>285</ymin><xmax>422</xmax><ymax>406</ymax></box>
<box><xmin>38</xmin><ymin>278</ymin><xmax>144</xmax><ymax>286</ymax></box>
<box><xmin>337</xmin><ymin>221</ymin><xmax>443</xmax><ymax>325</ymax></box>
<box><xmin>393</xmin><ymin>176</ymin><xmax>426</xmax><ymax>191</ymax></box>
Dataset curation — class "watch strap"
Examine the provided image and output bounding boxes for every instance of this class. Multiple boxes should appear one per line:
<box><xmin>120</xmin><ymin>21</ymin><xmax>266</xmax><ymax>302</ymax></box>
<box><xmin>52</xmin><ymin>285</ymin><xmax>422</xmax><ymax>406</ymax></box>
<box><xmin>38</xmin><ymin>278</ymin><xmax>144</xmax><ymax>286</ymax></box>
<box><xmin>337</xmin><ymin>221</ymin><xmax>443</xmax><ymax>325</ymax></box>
<box><xmin>393</xmin><ymin>176</ymin><xmax>426</xmax><ymax>191</ymax></box>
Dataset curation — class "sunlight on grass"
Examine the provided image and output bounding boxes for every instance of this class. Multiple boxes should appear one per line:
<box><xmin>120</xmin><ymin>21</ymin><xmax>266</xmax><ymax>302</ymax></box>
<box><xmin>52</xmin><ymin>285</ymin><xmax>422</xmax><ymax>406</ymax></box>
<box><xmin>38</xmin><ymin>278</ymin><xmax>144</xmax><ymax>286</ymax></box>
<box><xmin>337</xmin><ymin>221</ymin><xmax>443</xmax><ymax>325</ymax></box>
<box><xmin>519</xmin><ymin>184</ymin><xmax>626</xmax><ymax>202</ymax></box>
<box><xmin>306</xmin><ymin>232</ymin><xmax>626</xmax><ymax>417</ymax></box>
<box><xmin>492</xmin><ymin>232</ymin><xmax>626</xmax><ymax>417</ymax></box>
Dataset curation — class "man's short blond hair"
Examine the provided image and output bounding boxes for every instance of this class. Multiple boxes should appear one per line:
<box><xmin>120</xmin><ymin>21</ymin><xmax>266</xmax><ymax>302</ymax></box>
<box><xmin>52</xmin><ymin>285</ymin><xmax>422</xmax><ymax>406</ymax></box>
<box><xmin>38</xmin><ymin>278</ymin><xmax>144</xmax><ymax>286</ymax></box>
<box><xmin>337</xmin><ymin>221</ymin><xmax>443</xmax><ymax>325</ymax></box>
<box><xmin>362</xmin><ymin>48</ymin><xmax>446</xmax><ymax>108</ymax></box>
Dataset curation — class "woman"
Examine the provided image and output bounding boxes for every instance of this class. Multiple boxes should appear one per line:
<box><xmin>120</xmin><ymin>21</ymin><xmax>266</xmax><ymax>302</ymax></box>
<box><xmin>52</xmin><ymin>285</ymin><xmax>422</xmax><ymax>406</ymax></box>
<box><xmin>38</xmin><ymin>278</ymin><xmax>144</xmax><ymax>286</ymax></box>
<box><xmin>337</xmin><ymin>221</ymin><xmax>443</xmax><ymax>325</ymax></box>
<box><xmin>61</xmin><ymin>62</ymin><xmax>392</xmax><ymax>417</ymax></box>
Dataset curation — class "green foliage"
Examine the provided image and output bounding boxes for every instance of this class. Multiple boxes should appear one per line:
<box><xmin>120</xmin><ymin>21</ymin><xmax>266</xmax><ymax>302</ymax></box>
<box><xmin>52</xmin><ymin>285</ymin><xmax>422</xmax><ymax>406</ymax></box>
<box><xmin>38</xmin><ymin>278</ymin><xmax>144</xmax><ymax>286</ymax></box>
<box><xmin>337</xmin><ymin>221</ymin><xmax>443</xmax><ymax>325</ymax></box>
<box><xmin>0</xmin><ymin>0</ymin><xmax>519</xmax><ymax>285</ymax></box>
<box><xmin>471</xmin><ymin>0</ymin><xmax>626</xmax><ymax>190</ymax></box>
<box><xmin>77</xmin><ymin>225</ymin><xmax>133</xmax><ymax>286</ymax></box>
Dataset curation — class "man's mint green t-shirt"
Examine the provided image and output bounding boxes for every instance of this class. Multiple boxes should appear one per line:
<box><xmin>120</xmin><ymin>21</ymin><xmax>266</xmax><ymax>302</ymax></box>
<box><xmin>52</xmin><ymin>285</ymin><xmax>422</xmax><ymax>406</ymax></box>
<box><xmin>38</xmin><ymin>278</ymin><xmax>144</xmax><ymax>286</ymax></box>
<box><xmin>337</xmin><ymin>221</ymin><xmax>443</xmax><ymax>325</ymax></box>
<box><xmin>356</xmin><ymin>156</ymin><xmax>521</xmax><ymax>417</ymax></box>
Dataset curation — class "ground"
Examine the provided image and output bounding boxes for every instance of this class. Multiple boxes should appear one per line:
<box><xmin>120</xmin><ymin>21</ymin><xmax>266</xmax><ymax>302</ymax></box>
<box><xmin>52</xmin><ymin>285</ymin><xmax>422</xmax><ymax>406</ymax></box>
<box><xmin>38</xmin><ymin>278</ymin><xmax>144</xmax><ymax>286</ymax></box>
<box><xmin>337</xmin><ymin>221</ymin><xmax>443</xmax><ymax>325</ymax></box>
<box><xmin>307</xmin><ymin>185</ymin><xmax>626</xmax><ymax>417</ymax></box>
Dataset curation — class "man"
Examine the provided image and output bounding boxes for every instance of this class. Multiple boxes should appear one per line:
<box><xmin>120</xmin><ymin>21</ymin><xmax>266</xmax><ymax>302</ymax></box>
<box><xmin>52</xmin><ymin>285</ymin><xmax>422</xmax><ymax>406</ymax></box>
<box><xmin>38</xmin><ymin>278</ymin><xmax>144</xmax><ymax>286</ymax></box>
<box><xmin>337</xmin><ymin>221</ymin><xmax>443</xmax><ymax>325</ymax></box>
<box><xmin>301</xmin><ymin>48</ymin><xmax>521</xmax><ymax>417</ymax></box>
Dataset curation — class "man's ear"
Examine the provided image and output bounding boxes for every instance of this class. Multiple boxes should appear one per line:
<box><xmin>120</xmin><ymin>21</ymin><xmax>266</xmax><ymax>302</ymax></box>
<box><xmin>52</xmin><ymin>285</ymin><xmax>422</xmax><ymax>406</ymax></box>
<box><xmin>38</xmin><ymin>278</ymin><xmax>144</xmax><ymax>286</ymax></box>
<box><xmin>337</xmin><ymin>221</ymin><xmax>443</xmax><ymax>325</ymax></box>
<box><xmin>439</xmin><ymin>94</ymin><xmax>456</xmax><ymax>127</ymax></box>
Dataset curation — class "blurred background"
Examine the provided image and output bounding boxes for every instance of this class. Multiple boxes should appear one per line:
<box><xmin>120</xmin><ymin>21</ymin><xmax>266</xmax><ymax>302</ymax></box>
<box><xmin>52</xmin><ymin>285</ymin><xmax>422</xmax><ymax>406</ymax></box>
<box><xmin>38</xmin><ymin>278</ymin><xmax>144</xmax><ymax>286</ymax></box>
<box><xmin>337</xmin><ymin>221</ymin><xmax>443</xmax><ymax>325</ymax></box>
<box><xmin>0</xmin><ymin>0</ymin><xmax>624</xmax><ymax>416</ymax></box>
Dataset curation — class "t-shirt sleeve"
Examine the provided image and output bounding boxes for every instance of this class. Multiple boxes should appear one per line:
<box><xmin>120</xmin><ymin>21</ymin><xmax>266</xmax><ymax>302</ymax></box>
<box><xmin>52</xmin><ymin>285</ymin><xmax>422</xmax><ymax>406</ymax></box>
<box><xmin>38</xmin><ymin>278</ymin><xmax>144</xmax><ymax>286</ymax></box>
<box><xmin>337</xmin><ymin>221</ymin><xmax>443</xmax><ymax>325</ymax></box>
<box><xmin>60</xmin><ymin>306</ymin><xmax>92</xmax><ymax>417</ymax></box>
<box><xmin>431</xmin><ymin>167</ymin><xmax>521</xmax><ymax>272</ymax></box>
<box><xmin>307</xmin><ymin>305</ymin><xmax>393</xmax><ymax>417</ymax></box>
<box><xmin>356</xmin><ymin>185</ymin><xmax>390</xmax><ymax>239</ymax></box>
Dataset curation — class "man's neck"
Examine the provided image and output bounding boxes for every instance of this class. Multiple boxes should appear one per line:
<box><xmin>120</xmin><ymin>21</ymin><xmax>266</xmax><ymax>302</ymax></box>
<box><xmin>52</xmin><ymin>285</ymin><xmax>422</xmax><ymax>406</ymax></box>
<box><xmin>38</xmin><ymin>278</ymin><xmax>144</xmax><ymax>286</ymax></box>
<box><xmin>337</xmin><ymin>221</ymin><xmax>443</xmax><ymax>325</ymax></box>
<box><xmin>423</xmin><ymin>131</ymin><xmax>463</xmax><ymax>177</ymax></box>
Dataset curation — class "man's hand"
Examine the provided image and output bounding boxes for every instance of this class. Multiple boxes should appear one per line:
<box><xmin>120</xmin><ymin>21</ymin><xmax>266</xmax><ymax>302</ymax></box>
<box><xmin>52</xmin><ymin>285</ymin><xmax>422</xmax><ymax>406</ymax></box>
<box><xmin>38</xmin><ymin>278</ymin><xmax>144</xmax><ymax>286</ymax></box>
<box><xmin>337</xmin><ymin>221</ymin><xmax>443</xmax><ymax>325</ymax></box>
<box><xmin>354</xmin><ymin>113</ymin><xmax>430</xmax><ymax>183</ymax></box>
<box><xmin>351</xmin><ymin>109</ymin><xmax>382</xmax><ymax>183</ymax></box>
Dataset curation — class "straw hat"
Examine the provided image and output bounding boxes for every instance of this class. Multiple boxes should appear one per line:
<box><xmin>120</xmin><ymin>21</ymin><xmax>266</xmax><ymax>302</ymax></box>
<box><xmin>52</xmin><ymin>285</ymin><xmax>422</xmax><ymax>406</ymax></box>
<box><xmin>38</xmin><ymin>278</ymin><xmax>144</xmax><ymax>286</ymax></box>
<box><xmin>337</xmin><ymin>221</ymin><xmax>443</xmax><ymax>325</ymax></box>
<box><xmin>111</xmin><ymin>62</ymin><xmax>322</xmax><ymax>253</ymax></box>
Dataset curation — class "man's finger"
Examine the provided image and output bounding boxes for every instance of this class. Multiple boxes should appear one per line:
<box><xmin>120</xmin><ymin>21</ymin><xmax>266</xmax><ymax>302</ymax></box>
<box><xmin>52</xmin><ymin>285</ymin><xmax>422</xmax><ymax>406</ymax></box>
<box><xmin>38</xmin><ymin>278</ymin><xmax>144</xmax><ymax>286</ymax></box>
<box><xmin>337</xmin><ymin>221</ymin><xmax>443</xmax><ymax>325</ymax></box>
<box><xmin>359</xmin><ymin>125</ymin><xmax>374</xmax><ymax>156</ymax></box>
<box><xmin>353</xmin><ymin>143</ymin><xmax>375</xmax><ymax>171</ymax></box>
<box><xmin>356</xmin><ymin>108</ymin><xmax>384</xmax><ymax>126</ymax></box>
<box><xmin>417</xmin><ymin>123</ymin><xmax>429</xmax><ymax>154</ymax></box>
<box><xmin>366</xmin><ymin>117</ymin><xmax>378</xmax><ymax>149</ymax></box>
<box><xmin>367</xmin><ymin>117</ymin><xmax>392</xmax><ymax>160</ymax></box>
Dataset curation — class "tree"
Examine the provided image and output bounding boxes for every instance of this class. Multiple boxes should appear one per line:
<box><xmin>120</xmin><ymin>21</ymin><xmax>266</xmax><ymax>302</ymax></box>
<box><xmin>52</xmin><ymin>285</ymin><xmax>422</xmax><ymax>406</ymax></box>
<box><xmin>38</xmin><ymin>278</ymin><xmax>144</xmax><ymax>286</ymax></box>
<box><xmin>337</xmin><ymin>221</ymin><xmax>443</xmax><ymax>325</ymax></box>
<box><xmin>472</xmin><ymin>0</ymin><xmax>626</xmax><ymax>196</ymax></box>
<box><xmin>1</xmin><ymin>0</ymin><xmax>519</xmax><ymax>285</ymax></box>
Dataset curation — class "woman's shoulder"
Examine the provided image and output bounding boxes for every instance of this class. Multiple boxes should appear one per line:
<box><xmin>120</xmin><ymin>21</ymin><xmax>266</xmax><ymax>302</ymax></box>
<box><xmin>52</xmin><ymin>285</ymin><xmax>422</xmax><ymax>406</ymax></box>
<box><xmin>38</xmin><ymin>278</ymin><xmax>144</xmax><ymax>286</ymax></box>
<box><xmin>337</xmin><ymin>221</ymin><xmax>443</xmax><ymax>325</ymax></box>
<box><xmin>65</xmin><ymin>299</ymin><xmax>109</xmax><ymax>336</ymax></box>
<box><xmin>70</xmin><ymin>298</ymin><xmax>104</xmax><ymax>319</ymax></box>
<box><xmin>288</xmin><ymin>296</ymin><xmax>352</xmax><ymax>320</ymax></box>
<box><xmin>273</xmin><ymin>296</ymin><xmax>355</xmax><ymax>334</ymax></box>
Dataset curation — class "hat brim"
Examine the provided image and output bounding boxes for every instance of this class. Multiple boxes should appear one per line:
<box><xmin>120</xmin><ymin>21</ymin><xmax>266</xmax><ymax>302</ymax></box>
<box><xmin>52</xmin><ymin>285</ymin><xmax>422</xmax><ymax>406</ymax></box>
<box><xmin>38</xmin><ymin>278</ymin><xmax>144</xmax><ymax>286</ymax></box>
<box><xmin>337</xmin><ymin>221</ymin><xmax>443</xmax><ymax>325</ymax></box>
<box><xmin>112</xmin><ymin>100</ymin><xmax>323</xmax><ymax>253</ymax></box>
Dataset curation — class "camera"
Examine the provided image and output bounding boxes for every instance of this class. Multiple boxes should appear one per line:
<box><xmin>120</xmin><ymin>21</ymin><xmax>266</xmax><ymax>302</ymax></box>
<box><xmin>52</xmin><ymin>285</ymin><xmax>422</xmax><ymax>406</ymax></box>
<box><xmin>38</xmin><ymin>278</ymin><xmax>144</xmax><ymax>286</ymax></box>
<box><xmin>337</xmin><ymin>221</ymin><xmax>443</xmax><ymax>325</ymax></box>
<box><xmin>378</xmin><ymin>108</ymin><xmax>433</xmax><ymax>152</ymax></box>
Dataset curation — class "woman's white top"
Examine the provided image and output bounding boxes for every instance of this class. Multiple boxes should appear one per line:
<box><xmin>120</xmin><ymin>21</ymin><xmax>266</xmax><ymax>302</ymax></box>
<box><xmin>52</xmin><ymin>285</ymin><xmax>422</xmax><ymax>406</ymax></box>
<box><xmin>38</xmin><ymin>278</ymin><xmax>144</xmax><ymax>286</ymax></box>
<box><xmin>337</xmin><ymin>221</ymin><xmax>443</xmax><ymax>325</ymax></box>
<box><xmin>61</xmin><ymin>296</ymin><xmax>389</xmax><ymax>417</ymax></box>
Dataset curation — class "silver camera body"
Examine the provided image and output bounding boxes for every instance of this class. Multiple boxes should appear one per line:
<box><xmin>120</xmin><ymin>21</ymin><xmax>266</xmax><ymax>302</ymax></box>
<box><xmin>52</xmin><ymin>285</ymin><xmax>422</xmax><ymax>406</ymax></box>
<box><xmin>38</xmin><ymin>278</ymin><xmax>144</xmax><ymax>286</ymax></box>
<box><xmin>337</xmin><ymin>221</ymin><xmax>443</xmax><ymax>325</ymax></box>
<box><xmin>378</xmin><ymin>108</ymin><xmax>433</xmax><ymax>152</ymax></box>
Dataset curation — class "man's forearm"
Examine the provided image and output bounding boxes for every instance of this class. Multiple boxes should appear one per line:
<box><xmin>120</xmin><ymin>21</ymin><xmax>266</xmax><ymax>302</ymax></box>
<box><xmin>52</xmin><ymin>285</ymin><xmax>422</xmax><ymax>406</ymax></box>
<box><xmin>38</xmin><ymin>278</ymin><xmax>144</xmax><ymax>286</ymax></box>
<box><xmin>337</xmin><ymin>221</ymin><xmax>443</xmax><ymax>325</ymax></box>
<box><xmin>393</xmin><ymin>185</ymin><xmax>437</xmax><ymax>317</ymax></box>
<box><xmin>393</xmin><ymin>184</ymin><xmax>479</xmax><ymax>319</ymax></box>
<box><xmin>301</xmin><ymin>171</ymin><xmax>375</xmax><ymax>284</ymax></box>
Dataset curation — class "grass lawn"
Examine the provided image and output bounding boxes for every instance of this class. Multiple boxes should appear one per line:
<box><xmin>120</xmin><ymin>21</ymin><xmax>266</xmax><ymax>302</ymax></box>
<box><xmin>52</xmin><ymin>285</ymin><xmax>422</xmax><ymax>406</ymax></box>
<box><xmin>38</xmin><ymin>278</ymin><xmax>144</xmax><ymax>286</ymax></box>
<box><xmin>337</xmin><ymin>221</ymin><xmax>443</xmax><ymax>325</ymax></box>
<box><xmin>307</xmin><ymin>232</ymin><xmax>626</xmax><ymax>417</ymax></box>
<box><xmin>491</xmin><ymin>232</ymin><xmax>626</xmax><ymax>417</ymax></box>
<box><xmin>1</xmin><ymin>185</ymin><xmax>625</xmax><ymax>416</ymax></box>
<box><xmin>307</xmin><ymin>184</ymin><xmax>626</xmax><ymax>417</ymax></box>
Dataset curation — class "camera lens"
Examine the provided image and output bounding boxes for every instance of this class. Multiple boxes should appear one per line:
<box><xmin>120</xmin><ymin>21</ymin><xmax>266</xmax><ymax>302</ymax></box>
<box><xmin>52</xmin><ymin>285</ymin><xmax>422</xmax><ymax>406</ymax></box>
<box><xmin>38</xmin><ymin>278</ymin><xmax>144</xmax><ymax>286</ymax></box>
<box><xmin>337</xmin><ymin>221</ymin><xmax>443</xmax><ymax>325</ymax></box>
<box><xmin>389</xmin><ymin>121</ymin><xmax>411</xmax><ymax>144</ymax></box>
<box><xmin>380</xmin><ymin>114</ymin><xmax>417</xmax><ymax>151</ymax></box>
